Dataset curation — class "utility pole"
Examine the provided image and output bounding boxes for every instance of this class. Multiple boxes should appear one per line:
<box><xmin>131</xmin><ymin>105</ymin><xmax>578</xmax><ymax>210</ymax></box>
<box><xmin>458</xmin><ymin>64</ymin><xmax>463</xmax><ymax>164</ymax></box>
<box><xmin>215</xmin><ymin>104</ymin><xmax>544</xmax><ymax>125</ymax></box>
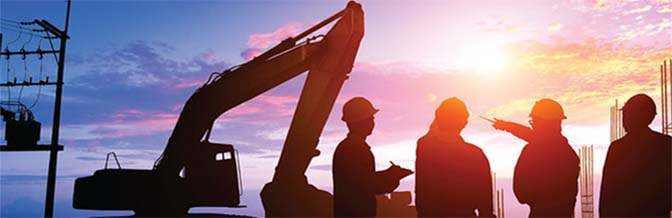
<box><xmin>44</xmin><ymin>1</ymin><xmax>71</xmax><ymax>216</ymax></box>
<box><xmin>0</xmin><ymin>1</ymin><xmax>71</xmax><ymax>217</ymax></box>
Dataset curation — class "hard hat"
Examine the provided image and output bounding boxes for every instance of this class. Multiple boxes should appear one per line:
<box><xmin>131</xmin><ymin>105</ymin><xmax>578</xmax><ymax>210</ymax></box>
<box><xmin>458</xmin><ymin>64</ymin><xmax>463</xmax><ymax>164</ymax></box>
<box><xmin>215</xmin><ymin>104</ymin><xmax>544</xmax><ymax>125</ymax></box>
<box><xmin>342</xmin><ymin>97</ymin><xmax>379</xmax><ymax>122</ymax></box>
<box><xmin>621</xmin><ymin>93</ymin><xmax>656</xmax><ymax>115</ymax></box>
<box><xmin>435</xmin><ymin>97</ymin><xmax>469</xmax><ymax>120</ymax></box>
<box><xmin>529</xmin><ymin>98</ymin><xmax>566</xmax><ymax>120</ymax></box>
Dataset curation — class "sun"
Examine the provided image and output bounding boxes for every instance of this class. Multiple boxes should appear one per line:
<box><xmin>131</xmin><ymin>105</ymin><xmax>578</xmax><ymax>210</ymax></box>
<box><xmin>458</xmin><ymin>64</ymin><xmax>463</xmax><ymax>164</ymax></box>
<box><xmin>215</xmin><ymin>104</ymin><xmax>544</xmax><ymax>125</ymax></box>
<box><xmin>457</xmin><ymin>43</ymin><xmax>509</xmax><ymax>75</ymax></box>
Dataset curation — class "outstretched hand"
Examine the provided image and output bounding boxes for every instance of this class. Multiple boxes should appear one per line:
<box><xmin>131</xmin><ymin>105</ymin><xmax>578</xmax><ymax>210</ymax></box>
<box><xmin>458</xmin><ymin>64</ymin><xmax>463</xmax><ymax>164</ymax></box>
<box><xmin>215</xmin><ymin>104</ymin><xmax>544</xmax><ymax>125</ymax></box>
<box><xmin>492</xmin><ymin>118</ymin><xmax>511</xmax><ymax>131</ymax></box>
<box><xmin>490</xmin><ymin>119</ymin><xmax>534</xmax><ymax>142</ymax></box>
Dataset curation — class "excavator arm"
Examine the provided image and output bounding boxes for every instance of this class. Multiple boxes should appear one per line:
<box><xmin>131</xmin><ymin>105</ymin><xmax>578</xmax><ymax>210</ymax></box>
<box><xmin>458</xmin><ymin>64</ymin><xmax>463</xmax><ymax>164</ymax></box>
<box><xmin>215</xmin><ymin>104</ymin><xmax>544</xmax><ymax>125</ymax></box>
<box><xmin>156</xmin><ymin>2</ymin><xmax>363</xmax><ymax>175</ymax></box>
<box><xmin>155</xmin><ymin>36</ymin><xmax>322</xmax><ymax>175</ymax></box>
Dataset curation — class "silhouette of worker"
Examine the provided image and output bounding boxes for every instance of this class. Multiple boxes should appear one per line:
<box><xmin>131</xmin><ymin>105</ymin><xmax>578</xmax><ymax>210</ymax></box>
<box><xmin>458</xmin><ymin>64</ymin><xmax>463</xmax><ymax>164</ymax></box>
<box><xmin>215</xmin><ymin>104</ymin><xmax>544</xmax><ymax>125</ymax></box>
<box><xmin>491</xmin><ymin>99</ymin><xmax>579</xmax><ymax>217</ymax></box>
<box><xmin>416</xmin><ymin>97</ymin><xmax>495</xmax><ymax>217</ymax></box>
<box><xmin>332</xmin><ymin>97</ymin><xmax>408</xmax><ymax>217</ymax></box>
<box><xmin>599</xmin><ymin>93</ymin><xmax>671</xmax><ymax>217</ymax></box>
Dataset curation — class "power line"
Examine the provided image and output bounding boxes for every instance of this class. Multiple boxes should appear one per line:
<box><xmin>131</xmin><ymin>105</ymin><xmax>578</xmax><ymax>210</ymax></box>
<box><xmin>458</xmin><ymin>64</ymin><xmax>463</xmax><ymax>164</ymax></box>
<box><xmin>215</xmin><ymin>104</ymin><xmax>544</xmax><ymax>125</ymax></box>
<box><xmin>1</xmin><ymin>21</ymin><xmax>29</xmax><ymax>30</ymax></box>
<box><xmin>1</xmin><ymin>26</ymin><xmax>45</xmax><ymax>38</ymax></box>
<box><xmin>45</xmin><ymin>32</ymin><xmax>59</xmax><ymax>63</ymax></box>
<box><xmin>1</xmin><ymin>18</ymin><xmax>36</xmax><ymax>26</ymax></box>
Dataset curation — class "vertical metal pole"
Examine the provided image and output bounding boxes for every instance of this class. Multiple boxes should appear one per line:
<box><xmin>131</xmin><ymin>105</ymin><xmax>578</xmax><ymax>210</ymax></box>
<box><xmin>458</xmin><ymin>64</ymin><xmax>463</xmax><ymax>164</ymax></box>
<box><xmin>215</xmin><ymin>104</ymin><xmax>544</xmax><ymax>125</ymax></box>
<box><xmin>590</xmin><ymin>145</ymin><xmax>594</xmax><ymax>217</ymax></box>
<box><xmin>610</xmin><ymin>104</ymin><xmax>614</xmax><ymax>141</ymax></box>
<box><xmin>621</xmin><ymin>102</ymin><xmax>624</xmax><ymax>137</ymax></box>
<box><xmin>664</xmin><ymin>62</ymin><xmax>667</xmax><ymax>135</ymax></box>
<box><xmin>44</xmin><ymin>1</ymin><xmax>70</xmax><ymax>217</ymax></box>
<box><xmin>492</xmin><ymin>172</ymin><xmax>496</xmax><ymax>215</ymax></box>
<box><xmin>580</xmin><ymin>147</ymin><xmax>585</xmax><ymax>218</ymax></box>
<box><xmin>663</xmin><ymin>60</ymin><xmax>672</xmax><ymax>134</ymax></box>
<box><xmin>663</xmin><ymin>62</ymin><xmax>666</xmax><ymax>134</ymax></box>
<box><xmin>663</xmin><ymin>61</ymin><xmax>670</xmax><ymax>134</ymax></box>
<box><xmin>500</xmin><ymin>189</ymin><xmax>504</xmax><ymax>218</ymax></box>
<box><xmin>495</xmin><ymin>190</ymin><xmax>499</xmax><ymax>217</ymax></box>
<box><xmin>662</xmin><ymin>65</ymin><xmax>665</xmax><ymax>134</ymax></box>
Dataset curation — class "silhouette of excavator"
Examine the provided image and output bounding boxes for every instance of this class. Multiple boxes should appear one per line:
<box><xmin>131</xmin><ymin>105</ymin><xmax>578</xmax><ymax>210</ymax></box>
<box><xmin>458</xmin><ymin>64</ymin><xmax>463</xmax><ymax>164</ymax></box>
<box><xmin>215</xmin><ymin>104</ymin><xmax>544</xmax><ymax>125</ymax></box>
<box><xmin>73</xmin><ymin>1</ymin><xmax>364</xmax><ymax>216</ymax></box>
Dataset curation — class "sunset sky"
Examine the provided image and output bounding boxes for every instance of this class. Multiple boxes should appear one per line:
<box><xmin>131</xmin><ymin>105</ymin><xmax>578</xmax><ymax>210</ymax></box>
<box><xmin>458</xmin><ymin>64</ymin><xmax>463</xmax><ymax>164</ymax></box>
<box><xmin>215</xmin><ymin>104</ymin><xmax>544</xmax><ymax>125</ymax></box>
<box><xmin>1</xmin><ymin>0</ymin><xmax>671</xmax><ymax>217</ymax></box>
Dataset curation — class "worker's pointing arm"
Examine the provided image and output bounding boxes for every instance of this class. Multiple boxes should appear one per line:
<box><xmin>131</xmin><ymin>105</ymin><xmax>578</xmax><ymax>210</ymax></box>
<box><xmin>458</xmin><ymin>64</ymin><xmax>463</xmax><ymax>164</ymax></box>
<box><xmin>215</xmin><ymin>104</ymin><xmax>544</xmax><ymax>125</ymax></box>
<box><xmin>492</xmin><ymin>119</ymin><xmax>533</xmax><ymax>142</ymax></box>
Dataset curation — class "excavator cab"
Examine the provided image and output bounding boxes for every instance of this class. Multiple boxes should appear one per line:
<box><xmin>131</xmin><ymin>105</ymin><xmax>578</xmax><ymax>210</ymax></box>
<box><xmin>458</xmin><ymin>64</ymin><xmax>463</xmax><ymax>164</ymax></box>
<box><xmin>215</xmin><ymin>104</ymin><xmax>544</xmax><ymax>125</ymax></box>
<box><xmin>186</xmin><ymin>141</ymin><xmax>241</xmax><ymax>207</ymax></box>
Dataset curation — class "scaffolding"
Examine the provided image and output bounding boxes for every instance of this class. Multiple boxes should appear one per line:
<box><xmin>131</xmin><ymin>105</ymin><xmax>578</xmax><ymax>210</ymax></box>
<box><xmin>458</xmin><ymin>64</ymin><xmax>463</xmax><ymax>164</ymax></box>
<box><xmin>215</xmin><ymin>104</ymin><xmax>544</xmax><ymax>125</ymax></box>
<box><xmin>495</xmin><ymin>188</ymin><xmax>505</xmax><ymax>218</ymax></box>
<box><xmin>610</xmin><ymin>100</ymin><xmax>625</xmax><ymax>142</ymax></box>
<box><xmin>579</xmin><ymin>145</ymin><xmax>594</xmax><ymax>218</ymax></box>
<box><xmin>492</xmin><ymin>172</ymin><xmax>504</xmax><ymax>218</ymax></box>
<box><xmin>660</xmin><ymin>59</ymin><xmax>672</xmax><ymax>135</ymax></box>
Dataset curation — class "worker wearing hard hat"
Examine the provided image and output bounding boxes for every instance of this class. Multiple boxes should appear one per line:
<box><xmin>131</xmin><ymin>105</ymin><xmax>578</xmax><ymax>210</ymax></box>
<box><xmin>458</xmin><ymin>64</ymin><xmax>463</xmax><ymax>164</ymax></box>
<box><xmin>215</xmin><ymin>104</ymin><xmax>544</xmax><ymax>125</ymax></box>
<box><xmin>599</xmin><ymin>94</ymin><xmax>671</xmax><ymax>217</ymax></box>
<box><xmin>332</xmin><ymin>97</ymin><xmax>412</xmax><ymax>217</ymax></box>
<box><xmin>415</xmin><ymin>97</ymin><xmax>495</xmax><ymax>217</ymax></box>
<box><xmin>491</xmin><ymin>98</ymin><xmax>579</xmax><ymax>217</ymax></box>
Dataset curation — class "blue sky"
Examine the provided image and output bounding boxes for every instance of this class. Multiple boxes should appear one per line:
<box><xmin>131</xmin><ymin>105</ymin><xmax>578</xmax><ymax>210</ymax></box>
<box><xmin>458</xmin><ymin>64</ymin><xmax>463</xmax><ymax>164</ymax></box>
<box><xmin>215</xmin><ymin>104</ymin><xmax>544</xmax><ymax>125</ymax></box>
<box><xmin>2</xmin><ymin>0</ymin><xmax>671</xmax><ymax>217</ymax></box>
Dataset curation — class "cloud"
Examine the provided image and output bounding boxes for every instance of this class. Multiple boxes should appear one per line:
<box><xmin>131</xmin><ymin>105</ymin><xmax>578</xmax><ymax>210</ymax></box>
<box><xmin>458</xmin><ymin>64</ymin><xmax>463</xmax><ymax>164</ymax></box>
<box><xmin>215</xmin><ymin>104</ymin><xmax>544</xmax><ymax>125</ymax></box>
<box><xmin>70</xmin><ymin>40</ymin><xmax>229</xmax><ymax>89</ymax></box>
<box><xmin>240</xmin><ymin>48</ymin><xmax>263</xmax><ymax>61</ymax></box>
<box><xmin>547</xmin><ymin>23</ymin><xmax>564</xmax><ymax>31</ymax></box>
<box><xmin>256</xmin><ymin>154</ymin><xmax>279</xmax><ymax>159</ymax></box>
<box><xmin>28</xmin><ymin>40</ymin><xmax>320</xmax><ymax>158</ymax></box>
<box><xmin>622</xmin><ymin>5</ymin><xmax>653</xmax><ymax>15</ymax></box>
<box><xmin>474</xmin><ymin>17</ymin><xmax>525</xmax><ymax>33</ymax></box>
<box><xmin>0</xmin><ymin>197</ymin><xmax>43</xmax><ymax>217</ymax></box>
<box><xmin>309</xmin><ymin>164</ymin><xmax>331</xmax><ymax>171</ymax></box>
<box><xmin>247</xmin><ymin>22</ymin><xmax>313</xmax><ymax>49</ymax></box>
<box><xmin>240</xmin><ymin>22</ymin><xmax>314</xmax><ymax>60</ymax></box>
<box><xmin>0</xmin><ymin>196</ymin><xmax>133</xmax><ymax>217</ymax></box>
<box><xmin>614</xmin><ymin>18</ymin><xmax>672</xmax><ymax>41</ymax></box>
<box><xmin>488</xmin><ymin>38</ymin><xmax>669</xmax><ymax>126</ymax></box>
<box><xmin>658</xmin><ymin>4</ymin><xmax>672</xmax><ymax>13</ymax></box>
<box><xmin>562</xmin><ymin>0</ymin><xmax>669</xmax><ymax>46</ymax></box>
<box><xmin>0</xmin><ymin>174</ymin><xmax>82</xmax><ymax>185</ymax></box>
<box><xmin>174</xmin><ymin>81</ymin><xmax>203</xmax><ymax>89</ymax></box>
